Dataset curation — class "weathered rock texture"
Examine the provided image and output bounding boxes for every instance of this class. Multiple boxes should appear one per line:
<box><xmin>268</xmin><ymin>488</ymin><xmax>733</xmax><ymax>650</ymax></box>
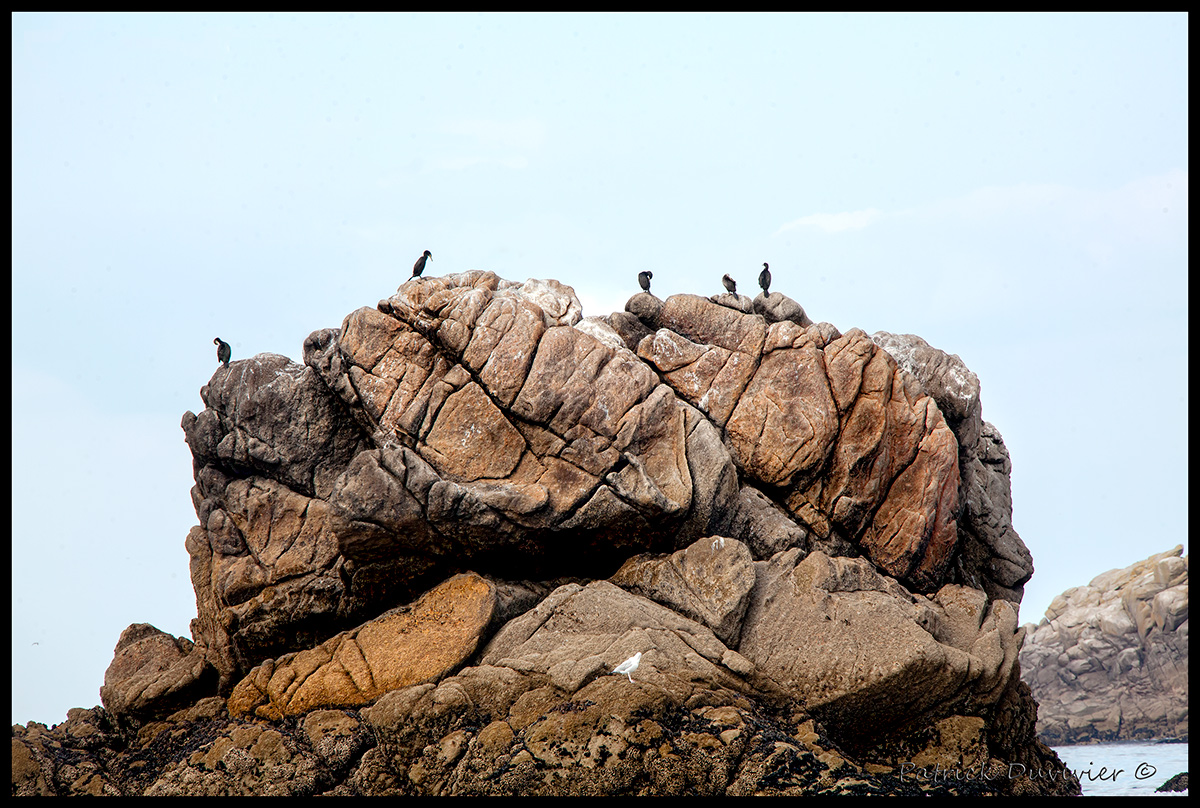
<box><xmin>1019</xmin><ymin>545</ymin><xmax>1189</xmax><ymax>745</ymax></box>
<box><xmin>13</xmin><ymin>271</ymin><xmax>1078</xmax><ymax>796</ymax></box>
<box><xmin>627</xmin><ymin>295</ymin><xmax>963</xmax><ymax>593</ymax></box>
<box><xmin>226</xmin><ymin>573</ymin><xmax>500</xmax><ymax>721</ymax></box>
<box><xmin>871</xmin><ymin>331</ymin><xmax>1033</xmax><ymax>605</ymax></box>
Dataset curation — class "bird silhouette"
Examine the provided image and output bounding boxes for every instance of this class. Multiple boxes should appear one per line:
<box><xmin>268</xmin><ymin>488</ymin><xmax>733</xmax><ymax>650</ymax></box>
<box><xmin>214</xmin><ymin>337</ymin><xmax>231</xmax><ymax>367</ymax></box>
<box><xmin>638</xmin><ymin>270</ymin><xmax>653</xmax><ymax>293</ymax></box>
<box><xmin>411</xmin><ymin>250</ymin><xmax>432</xmax><ymax>278</ymax></box>
<box><xmin>758</xmin><ymin>263</ymin><xmax>771</xmax><ymax>297</ymax></box>
<box><xmin>722</xmin><ymin>274</ymin><xmax>737</xmax><ymax>294</ymax></box>
<box><xmin>612</xmin><ymin>651</ymin><xmax>643</xmax><ymax>683</ymax></box>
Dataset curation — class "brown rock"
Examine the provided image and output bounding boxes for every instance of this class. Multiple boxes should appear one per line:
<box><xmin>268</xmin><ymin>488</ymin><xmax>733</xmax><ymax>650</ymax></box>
<box><xmin>624</xmin><ymin>290</ymin><xmax>663</xmax><ymax>326</ymax></box>
<box><xmin>479</xmin><ymin>580</ymin><xmax>753</xmax><ymax>698</ymax></box>
<box><xmin>13</xmin><ymin>265</ymin><xmax>1071</xmax><ymax>796</ymax></box>
<box><xmin>605</xmin><ymin>309</ymin><xmax>655</xmax><ymax>352</ymax></box>
<box><xmin>185</xmin><ymin>476</ymin><xmax>351</xmax><ymax>689</ymax></box>
<box><xmin>1157</xmin><ymin>772</ymin><xmax>1189</xmax><ymax>793</ymax></box>
<box><xmin>610</xmin><ymin>536</ymin><xmax>758</xmax><ymax>647</ymax></box>
<box><xmin>858</xmin><ymin>401</ymin><xmax>960</xmax><ymax>591</ymax></box>
<box><xmin>310</xmin><ymin>275</ymin><xmax>748</xmax><ymax>592</ymax></box>
<box><xmin>753</xmin><ymin>291</ymin><xmax>813</xmax><ymax>327</ymax></box>
<box><xmin>11</xmin><ymin>734</ymin><xmax>56</xmax><ymax>796</ymax></box>
<box><xmin>725</xmin><ymin>322</ymin><xmax>838</xmax><ymax>487</ymax></box>
<box><xmin>633</xmin><ymin>294</ymin><xmax>962</xmax><ymax>593</ymax></box>
<box><xmin>99</xmin><ymin>624</ymin><xmax>216</xmax><ymax>728</ymax></box>
<box><xmin>872</xmin><ymin>332</ymin><xmax>1032</xmax><ymax>602</ymax></box>
<box><xmin>421</xmin><ymin>382</ymin><xmax>525</xmax><ymax>481</ymax></box>
<box><xmin>228</xmin><ymin>573</ymin><xmax>498</xmax><ymax>720</ymax></box>
<box><xmin>737</xmin><ymin>551</ymin><xmax>1023</xmax><ymax>739</ymax></box>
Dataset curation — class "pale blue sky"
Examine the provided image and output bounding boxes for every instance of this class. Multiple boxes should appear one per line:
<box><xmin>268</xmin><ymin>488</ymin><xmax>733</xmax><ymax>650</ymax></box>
<box><xmin>12</xmin><ymin>12</ymin><xmax>1188</xmax><ymax>726</ymax></box>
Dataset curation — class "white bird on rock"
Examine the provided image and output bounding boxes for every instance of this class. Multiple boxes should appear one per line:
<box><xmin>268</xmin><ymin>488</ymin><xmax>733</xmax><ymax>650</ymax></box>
<box><xmin>712</xmin><ymin>537</ymin><xmax>726</xmax><ymax>551</ymax></box>
<box><xmin>612</xmin><ymin>652</ymin><xmax>642</xmax><ymax>683</ymax></box>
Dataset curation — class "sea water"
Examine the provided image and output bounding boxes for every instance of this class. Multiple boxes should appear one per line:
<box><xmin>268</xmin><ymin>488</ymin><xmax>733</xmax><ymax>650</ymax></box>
<box><xmin>1051</xmin><ymin>741</ymin><xmax>1188</xmax><ymax>797</ymax></box>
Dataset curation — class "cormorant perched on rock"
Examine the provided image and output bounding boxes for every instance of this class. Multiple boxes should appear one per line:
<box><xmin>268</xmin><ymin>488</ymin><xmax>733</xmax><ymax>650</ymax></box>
<box><xmin>638</xmin><ymin>270</ymin><xmax>652</xmax><ymax>292</ymax></box>
<box><xmin>722</xmin><ymin>274</ymin><xmax>737</xmax><ymax>294</ymax></box>
<box><xmin>214</xmin><ymin>337</ymin><xmax>231</xmax><ymax>367</ymax></box>
<box><xmin>411</xmin><ymin>250</ymin><xmax>432</xmax><ymax>278</ymax></box>
<box><xmin>758</xmin><ymin>263</ymin><xmax>771</xmax><ymax>297</ymax></box>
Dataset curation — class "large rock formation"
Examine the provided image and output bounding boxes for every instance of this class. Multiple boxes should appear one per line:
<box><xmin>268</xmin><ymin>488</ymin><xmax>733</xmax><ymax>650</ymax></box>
<box><xmin>13</xmin><ymin>272</ymin><xmax>1077</xmax><ymax>796</ymax></box>
<box><xmin>1019</xmin><ymin>545</ymin><xmax>1189</xmax><ymax>745</ymax></box>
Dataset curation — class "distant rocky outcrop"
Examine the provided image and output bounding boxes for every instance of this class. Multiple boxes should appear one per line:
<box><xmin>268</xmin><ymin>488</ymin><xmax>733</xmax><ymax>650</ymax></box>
<box><xmin>1019</xmin><ymin>545</ymin><xmax>1189</xmax><ymax>745</ymax></box>
<box><xmin>13</xmin><ymin>272</ymin><xmax>1077</xmax><ymax>796</ymax></box>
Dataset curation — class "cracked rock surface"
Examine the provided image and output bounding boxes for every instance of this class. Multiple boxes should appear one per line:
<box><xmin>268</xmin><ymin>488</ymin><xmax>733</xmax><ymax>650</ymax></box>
<box><xmin>1019</xmin><ymin>545</ymin><xmax>1188</xmax><ymax>744</ymax></box>
<box><xmin>13</xmin><ymin>271</ymin><xmax>1079</xmax><ymax>796</ymax></box>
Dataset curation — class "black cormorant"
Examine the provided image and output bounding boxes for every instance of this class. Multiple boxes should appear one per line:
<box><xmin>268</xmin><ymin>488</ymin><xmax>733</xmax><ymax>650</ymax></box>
<box><xmin>758</xmin><ymin>263</ymin><xmax>771</xmax><ymax>297</ymax></box>
<box><xmin>722</xmin><ymin>274</ymin><xmax>737</xmax><ymax>294</ymax></box>
<box><xmin>638</xmin><ymin>270</ymin><xmax>652</xmax><ymax>292</ymax></box>
<box><xmin>214</xmin><ymin>337</ymin><xmax>231</xmax><ymax>367</ymax></box>
<box><xmin>411</xmin><ymin>250</ymin><xmax>432</xmax><ymax>278</ymax></box>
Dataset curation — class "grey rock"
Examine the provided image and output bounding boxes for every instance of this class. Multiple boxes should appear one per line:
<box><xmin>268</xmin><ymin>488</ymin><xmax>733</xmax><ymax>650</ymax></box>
<box><xmin>605</xmin><ymin>310</ymin><xmax>655</xmax><ymax>352</ymax></box>
<box><xmin>753</xmin><ymin>291</ymin><xmax>813</xmax><ymax>327</ymax></box>
<box><xmin>1019</xmin><ymin>545</ymin><xmax>1189</xmax><ymax>744</ymax></box>
<box><xmin>624</xmin><ymin>290</ymin><xmax>663</xmax><ymax>326</ymax></box>
<box><xmin>609</xmin><ymin>535</ymin><xmax>757</xmax><ymax>647</ymax></box>
<box><xmin>478</xmin><ymin>579</ymin><xmax>750</xmax><ymax>697</ymax></box>
<box><xmin>709</xmin><ymin>291</ymin><xmax>754</xmax><ymax>313</ymax></box>
<box><xmin>183</xmin><ymin>353</ymin><xmax>368</xmax><ymax>501</ymax></box>
<box><xmin>731</xmin><ymin>483</ymin><xmax>810</xmax><ymax>559</ymax></box>
<box><xmin>737</xmin><ymin>550</ymin><xmax>1025</xmax><ymax>738</ymax></box>
<box><xmin>871</xmin><ymin>331</ymin><xmax>982</xmax><ymax>452</ymax></box>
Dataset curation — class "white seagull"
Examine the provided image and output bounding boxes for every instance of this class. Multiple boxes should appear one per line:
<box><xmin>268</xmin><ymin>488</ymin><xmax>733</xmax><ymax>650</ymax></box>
<box><xmin>612</xmin><ymin>652</ymin><xmax>642</xmax><ymax>683</ymax></box>
<box><xmin>711</xmin><ymin>537</ymin><xmax>726</xmax><ymax>551</ymax></box>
